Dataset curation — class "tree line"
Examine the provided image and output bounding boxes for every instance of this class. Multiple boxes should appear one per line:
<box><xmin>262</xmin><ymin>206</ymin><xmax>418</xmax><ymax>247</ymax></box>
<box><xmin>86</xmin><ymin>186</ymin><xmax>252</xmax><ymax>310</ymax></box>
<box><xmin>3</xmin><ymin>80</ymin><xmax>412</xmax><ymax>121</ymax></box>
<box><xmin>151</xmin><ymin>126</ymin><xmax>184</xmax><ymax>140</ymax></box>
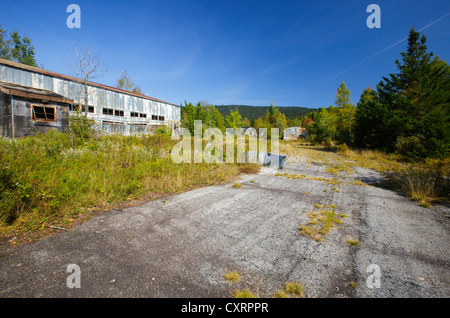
<box><xmin>180</xmin><ymin>100</ymin><xmax>302</xmax><ymax>139</ymax></box>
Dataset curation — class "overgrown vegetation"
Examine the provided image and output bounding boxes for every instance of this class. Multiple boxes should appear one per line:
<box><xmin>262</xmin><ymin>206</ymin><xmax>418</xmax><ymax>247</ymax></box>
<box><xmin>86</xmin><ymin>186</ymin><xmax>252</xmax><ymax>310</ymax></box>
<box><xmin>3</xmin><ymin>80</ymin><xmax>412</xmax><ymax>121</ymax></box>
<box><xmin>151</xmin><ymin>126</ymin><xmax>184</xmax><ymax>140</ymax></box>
<box><xmin>224</xmin><ymin>269</ymin><xmax>306</xmax><ymax>298</ymax></box>
<box><xmin>393</xmin><ymin>159</ymin><xmax>450</xmax><ymax>207</ymax></box>
<box><xmin>299</xmin><ymin>206</ymin><xmax>344</xmax><ymax>242</ymax></box>
<box><xmin>0</xmin><ymin>125</ymin><xmax>259</xmax><ymax>244</ymax></box>
<box><xmin>224</xmin><ymin>271</ymin><xmax>241</xmax><ymax>282</ymax></box>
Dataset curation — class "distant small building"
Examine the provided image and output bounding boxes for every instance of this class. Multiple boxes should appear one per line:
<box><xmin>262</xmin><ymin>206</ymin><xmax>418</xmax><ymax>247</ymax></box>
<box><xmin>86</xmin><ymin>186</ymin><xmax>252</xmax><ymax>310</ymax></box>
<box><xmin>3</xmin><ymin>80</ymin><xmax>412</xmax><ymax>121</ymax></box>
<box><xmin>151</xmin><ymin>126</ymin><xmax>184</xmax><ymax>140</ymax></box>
<box><xmin>283</xmin><ymin>127</ymin><xmax>307</xmax><ymax>140</ymax></box>
<box><xmin>0</xmin><ymin>82</ymin><xmax>73</xmax><ymax>137</ymax></box>
<box><xmin>225</xmin><ymin>127</ymin><xmax>257</xmax><ymax>137</ymax></box>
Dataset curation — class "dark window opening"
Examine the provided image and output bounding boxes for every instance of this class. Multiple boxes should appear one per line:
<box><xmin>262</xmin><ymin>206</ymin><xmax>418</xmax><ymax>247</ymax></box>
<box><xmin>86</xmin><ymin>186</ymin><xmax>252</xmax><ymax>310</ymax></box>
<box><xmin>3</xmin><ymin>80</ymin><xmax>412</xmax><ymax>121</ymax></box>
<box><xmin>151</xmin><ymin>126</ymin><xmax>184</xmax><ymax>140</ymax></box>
<box><xmin>130</xmin><ymin>112</ymin><xmax>139</xmax><ymax>117</ymax></box>
<box><xmin>70</xmin><ymin>104</ymin><xmax>94</xmax><ymax>113</ymax></box>
<box><xmin>114</xmin><ymin>110</ymin><xmax>124</xmax><ymax>117</ymax></box>
<box><xmin>103</xmin><ymin>108</ymin><xmax>114</xmax><ymax>115</ymax></box>
<box><xmin>158</xmin><ymin>116</ymin><xmax>165</xmax><ymax>121</ymax></box>
<box><xmin>151</xmin><ymin>115</ymin><xmax>158</xmax><ymax>120</ymax></box>
<box><xmin>32</xmin><ymin>105</ymin><xmax>55</xmax><ymax>121</ymax></box>
<box><xmin>139</xmin><ymin>113</ymin><xmax>147</xmax><ymax>118</ymax></box>
<box><xmin>82</xmin><ymin>106</ymin><xmax>95</xmax><ymax>113</ymax></box>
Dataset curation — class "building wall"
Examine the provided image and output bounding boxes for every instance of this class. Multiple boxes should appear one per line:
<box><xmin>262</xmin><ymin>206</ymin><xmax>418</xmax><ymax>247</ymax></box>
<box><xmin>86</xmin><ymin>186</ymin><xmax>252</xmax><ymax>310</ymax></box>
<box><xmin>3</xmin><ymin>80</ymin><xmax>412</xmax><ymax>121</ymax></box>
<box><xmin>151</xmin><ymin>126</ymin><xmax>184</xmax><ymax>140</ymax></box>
<box><xmin>0</xmin><ymin>62</ymin><xmax>181</xmax><ymax>135</ymax></box>
<box><xmin>0</xmin><ymin>92</ymin><xmax>69</xmax><ymax>137</ymax></box>
<box><xmin>0</xmin><ymin>92</ymin><xmax>12</xmax><ymax>137</ymax></box>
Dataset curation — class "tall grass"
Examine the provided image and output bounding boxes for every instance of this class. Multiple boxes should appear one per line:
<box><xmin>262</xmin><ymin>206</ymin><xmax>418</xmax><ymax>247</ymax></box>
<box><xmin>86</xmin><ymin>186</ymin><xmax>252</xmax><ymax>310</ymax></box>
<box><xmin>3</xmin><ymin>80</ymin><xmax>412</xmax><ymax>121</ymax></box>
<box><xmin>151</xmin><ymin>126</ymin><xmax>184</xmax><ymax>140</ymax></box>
<box><xmin>394</xmin><ymin>159</ymin><xmax>449</xmax><ymax>207</ymax></box>
<box><xmin>0</xmin><ymin>130</ymin><xmax>258</xmax><ymax>241</ymax></box>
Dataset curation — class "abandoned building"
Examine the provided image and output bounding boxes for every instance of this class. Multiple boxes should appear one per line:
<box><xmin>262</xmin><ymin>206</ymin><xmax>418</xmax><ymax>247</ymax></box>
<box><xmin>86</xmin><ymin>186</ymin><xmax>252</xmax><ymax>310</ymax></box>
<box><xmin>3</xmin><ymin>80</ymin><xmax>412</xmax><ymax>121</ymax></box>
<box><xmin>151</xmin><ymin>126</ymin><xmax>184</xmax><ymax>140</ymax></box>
<box><xmin>283</xmin><ymin>126</ymin><xmax>307</xmax><ymax>140</ymax></box>
<box><xmin>0</xmin><ymin>82</ymin><xmax>73</xmax><ymax>137</ymax></box>
<box><xmin>0</xmin><ymin>58</ymin><xmax>181</xmax><ymax>138</ymax></box>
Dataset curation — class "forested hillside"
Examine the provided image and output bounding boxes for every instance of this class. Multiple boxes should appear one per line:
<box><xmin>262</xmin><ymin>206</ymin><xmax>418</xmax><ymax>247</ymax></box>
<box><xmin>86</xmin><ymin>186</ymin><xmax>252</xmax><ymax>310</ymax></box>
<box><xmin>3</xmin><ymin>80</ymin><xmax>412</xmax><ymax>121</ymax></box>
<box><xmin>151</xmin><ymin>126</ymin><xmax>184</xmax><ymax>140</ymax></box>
<box><xmin>215</xmin><ymin>105</ymin><xmax>316</xmax><ymax>121</ymax></box>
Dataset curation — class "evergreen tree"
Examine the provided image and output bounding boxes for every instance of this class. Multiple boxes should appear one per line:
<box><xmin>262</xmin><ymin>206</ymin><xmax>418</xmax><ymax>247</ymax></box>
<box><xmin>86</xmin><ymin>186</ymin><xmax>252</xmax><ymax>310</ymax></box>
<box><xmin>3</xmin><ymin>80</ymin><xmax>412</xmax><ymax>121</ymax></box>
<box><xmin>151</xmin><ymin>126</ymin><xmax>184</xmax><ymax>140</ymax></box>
<box><xmin>375</xmin><ymin>27</ymin><xmax>449</xmax><ymax>158</ymax></box>
<box><xmin>2</xmin><ymin>29</ymin><xmax>38</xmax><ymax>67</ymax></box>
<box><xmin>354</xmin><ymin>87</ymin><xmax>387</xmax><ymax>149</ymax></box>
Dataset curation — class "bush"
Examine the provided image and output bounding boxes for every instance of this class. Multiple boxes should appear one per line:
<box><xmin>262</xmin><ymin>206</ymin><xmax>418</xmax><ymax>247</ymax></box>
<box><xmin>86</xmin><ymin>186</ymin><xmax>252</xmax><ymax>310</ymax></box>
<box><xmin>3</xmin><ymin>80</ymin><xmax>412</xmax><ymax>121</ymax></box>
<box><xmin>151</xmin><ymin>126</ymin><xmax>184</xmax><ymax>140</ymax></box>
<box><xmin>69</xmin><ymin>114</ymin><xmax>96</xmax><ymax>146</ymax></box>
<box><xmin>337</xmin><ymin>143</ymin><xmax>349</xmax><ymax>154</ymax></box>
<box><xmin>395</xmin><ymin>135</ymin><xmax>426</xmax><ymax>161</ymax></box>
<box><xmin>154</xmin><ymin>125</ymin><xmax>171</xmax><ymax>136</ymax></box>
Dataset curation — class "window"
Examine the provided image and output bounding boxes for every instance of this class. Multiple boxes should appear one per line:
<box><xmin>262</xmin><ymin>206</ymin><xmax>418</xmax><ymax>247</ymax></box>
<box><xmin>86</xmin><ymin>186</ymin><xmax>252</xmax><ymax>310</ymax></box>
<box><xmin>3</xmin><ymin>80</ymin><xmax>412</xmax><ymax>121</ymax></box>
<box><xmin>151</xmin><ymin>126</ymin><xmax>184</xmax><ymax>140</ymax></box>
<box><xmin>158</xmin><ymin>116</ymin><xmax>165</xmax><ymax>121</ymax></box>
<box><xmin>32</xmin><ymin>105</ymin><xmax>55</xmax><ymax>122</ymax></box>
<box><xmin>152</xmin><ymin>115</ymin><xmax>158</xmax><ymax>121</ymax></box>
<box><xmin>70</xmin><ymin>104</ymin><xmax>94</xmax><ymax>113</ymax></box>
<box><xmin>130</xmin><ymin>112</ymin><xmax>139</xmax><ymax>117</ymax></box>
<box><xmin>103</xmin><ymin>121</ymin><xmax>124</xmax><ymax>125</ymax></box>
<box><xmin>103</xmin><ymin>108</ymin><xmax>124</xmax><ymax>117</ymax></box>
<box><xmin>139</xmin><ymin>113</ymin><xmax>147</xmax><ymax>118</ymax></box>
<box><xmin>82</xmin><ymin>106</ymin><xmax>95</xmax><ymax>113</ymax></box>
<box><xmin>103</xmin><ymin>108</ymin><xmax>114</xmax><ymax>115</ymax></box>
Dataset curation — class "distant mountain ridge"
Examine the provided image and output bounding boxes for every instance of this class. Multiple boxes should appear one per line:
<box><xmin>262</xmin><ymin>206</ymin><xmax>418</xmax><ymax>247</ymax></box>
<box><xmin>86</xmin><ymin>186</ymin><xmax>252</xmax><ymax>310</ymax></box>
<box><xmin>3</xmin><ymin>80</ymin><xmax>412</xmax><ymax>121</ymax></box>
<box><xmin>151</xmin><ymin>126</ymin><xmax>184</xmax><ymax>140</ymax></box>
<box><xmin>215</xmin><ymin>105</ymin><xmax>317</xmax><ymax>120</ymax></box>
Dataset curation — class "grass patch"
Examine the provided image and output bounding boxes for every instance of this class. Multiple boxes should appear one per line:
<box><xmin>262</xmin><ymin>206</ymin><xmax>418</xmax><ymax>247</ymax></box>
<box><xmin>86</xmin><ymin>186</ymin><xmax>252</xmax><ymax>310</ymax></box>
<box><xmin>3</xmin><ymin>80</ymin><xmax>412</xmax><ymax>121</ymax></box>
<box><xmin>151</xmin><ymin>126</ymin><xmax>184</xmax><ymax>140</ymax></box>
<box><xmin>232</xmin><ymin>289</ymin><xmax>256</xmax><ymax>298</ymax></box>
<box><xmin>275</xmin><ymin>173</ymin><xmax>341</xmax><ymax>186</ymax></box>
<box><xmin>274</xmin><ymin>290</ymin><xmax>290</xmax><ymax>298</ymax></box>
<box><xmin>348</xmin><ymin>179</ymin><xmax>368</xmax><ymax>186</ymax></box>
<box><xmin>349</xmin><ymin>282</ymin><xmax>358</xmax><ymax>288</ymax></box>
<box><xmin>347</xmin><ymin>239</ymin><xmax>359</xmax><ymax>246</ymax></box>
<box><xmin>300</xmin><ymin>206</ymin><xmax>344</xmax><ymax>242</ymax></box>
<box><xmin>224</xmin><ymin>271</ymin><xmax>241</xmax><ymax>282</ymax></box>
<box><xmin>232</xmin><ymin>182</ymin><xmax>242</xmax><ymax>188</ymax></box>
<box><xmin>284</xmin><ymin>282</ymin><xmax>305</xmax><ymax>298</ymax></box>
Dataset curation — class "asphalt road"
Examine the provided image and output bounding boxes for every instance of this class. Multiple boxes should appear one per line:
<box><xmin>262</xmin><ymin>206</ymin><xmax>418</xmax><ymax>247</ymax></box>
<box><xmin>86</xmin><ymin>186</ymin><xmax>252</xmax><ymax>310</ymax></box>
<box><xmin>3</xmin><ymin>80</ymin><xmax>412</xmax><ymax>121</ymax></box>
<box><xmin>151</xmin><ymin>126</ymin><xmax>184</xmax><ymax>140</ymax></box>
<box><xmin>1</xmin><ymin>159</ymin><xmax>449</xmax><ymax>298</ymax></box>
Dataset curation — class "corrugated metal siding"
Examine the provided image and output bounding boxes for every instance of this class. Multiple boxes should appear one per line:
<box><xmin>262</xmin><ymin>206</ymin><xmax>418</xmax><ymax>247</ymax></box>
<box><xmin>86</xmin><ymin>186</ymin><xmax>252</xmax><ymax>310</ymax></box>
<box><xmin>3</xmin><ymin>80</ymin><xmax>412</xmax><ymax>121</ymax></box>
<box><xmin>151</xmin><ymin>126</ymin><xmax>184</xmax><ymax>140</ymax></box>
<box><xmin>0</xmin><ymin>62</ymin><xmax>180</xmax><ymax>135</ymax></box>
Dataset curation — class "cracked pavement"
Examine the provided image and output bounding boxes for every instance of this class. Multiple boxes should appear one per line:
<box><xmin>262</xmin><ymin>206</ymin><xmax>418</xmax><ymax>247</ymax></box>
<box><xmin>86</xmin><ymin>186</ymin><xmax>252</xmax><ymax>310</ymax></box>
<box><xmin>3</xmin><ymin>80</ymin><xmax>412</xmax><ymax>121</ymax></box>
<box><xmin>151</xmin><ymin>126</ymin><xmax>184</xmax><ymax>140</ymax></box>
<box><xmin>0</xmin><ymin>158</ymin><xmax>449</xmax><ymax>298</ymax></box>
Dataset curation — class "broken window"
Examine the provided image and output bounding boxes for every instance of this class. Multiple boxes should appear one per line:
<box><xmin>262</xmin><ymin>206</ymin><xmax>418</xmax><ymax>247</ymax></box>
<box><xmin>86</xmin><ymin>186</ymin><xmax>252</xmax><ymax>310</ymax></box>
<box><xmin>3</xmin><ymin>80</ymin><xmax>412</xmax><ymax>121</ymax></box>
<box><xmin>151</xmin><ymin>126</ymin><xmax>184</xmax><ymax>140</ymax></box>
<box><xmin>32</xmin><ymin>105</ymin><xmax>55</xmax><ymax>121</ymax></box>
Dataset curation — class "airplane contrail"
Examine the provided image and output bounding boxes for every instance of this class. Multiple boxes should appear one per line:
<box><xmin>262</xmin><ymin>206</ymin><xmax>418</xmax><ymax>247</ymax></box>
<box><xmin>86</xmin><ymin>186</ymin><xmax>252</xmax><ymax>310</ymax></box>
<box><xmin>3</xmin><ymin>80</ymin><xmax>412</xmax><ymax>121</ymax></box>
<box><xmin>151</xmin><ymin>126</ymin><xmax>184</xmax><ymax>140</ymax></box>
<box><xmin>325</xmin><ymin>11</ymin><xmax>450</xmax><ymax>82</ymax></box>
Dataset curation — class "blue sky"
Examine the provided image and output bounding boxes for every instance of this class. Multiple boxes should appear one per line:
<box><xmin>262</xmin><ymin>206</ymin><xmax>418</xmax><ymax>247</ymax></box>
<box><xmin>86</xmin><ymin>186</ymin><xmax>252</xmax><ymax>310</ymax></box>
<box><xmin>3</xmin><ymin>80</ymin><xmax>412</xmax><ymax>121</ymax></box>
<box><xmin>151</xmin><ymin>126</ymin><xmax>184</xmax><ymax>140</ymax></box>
<box><xmin>1</xmin><ymin>0</ymin><xmax>450</xmax><ymax>108</ymax></box>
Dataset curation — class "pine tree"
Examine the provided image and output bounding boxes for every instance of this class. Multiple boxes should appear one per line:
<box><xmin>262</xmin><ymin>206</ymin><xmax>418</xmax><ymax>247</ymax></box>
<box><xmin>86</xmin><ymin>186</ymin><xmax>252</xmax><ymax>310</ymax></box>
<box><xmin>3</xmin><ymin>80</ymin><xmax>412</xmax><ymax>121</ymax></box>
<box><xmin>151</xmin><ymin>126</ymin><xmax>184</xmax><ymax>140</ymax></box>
<box><xmin>354</xmin><ymin>87</ymin><xmax>387</xmax><ymax>149</ymax></box>
<box><xmin>374</xmin><ymin>27</ymin><xmax>449</xmax><ymax>158</ymax></box>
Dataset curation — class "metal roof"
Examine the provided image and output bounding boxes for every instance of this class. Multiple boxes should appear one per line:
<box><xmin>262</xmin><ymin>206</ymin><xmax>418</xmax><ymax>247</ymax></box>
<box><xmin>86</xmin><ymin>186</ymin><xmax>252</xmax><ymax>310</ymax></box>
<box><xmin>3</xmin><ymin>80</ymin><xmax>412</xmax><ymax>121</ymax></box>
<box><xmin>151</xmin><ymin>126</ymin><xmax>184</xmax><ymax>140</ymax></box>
<box><xmin>0</xmin><ymin>81</ymin><xmax>74</xmax><ymax>104</ymax></box>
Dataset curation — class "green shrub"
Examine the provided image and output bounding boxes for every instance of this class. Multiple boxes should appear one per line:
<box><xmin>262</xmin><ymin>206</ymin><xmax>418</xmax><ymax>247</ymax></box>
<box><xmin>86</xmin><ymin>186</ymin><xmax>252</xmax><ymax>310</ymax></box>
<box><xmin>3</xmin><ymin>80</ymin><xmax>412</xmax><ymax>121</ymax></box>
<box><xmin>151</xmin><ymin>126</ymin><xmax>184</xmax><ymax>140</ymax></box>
<box><xmin>395</xmin><ymin>135</ymin><xmax>426</xmax><ymax>161</ymax></box>
<box><xmin>69</xmin><ymin>114</ymin><xmax>96</xmax><ymax>146</ymax></box>
<box><xmin>154</xmin><ymin>125</ymin><xmax>171</xmax><ymax>136</ymax></box>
